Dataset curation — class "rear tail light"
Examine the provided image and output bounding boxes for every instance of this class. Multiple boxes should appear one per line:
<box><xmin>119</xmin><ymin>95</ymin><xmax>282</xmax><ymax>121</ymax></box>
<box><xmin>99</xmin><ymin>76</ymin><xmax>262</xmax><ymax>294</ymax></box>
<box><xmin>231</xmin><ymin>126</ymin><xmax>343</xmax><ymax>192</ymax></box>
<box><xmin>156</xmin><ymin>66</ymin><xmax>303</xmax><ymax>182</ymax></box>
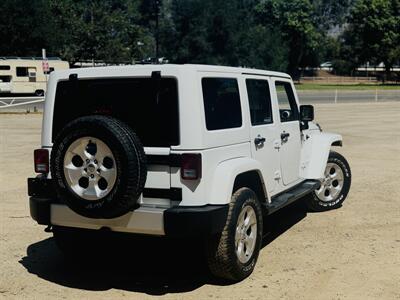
<box><xmin>181</xmin><ymin>153</ymin><xmax>202</xmax><ymax>180</ymax></box>
<box><xmin>34</xmin><ymin>149</ymin><xmax>49</xmax><ymax>173</ymax></box>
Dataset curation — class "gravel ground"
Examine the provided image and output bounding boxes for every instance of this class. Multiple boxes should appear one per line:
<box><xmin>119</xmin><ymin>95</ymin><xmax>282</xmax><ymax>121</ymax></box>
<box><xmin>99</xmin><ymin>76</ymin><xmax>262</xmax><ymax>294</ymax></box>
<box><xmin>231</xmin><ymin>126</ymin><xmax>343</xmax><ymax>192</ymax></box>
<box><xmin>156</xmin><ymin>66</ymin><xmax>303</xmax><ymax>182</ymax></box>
<box><xmin>0</xmin><ymin>102</ymin><xmax>399</xmax><ymax>300</ymax></box>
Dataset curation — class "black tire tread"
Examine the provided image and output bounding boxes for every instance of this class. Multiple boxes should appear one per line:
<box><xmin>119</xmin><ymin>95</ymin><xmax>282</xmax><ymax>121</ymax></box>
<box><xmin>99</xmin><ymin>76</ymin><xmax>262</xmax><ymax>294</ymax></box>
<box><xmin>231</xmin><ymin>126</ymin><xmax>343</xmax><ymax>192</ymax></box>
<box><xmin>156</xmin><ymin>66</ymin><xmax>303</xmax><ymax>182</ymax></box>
<box><xmin>206</xmin><ymin>188</ymin><xmax>263</xmax><ymax>281</ymax></box>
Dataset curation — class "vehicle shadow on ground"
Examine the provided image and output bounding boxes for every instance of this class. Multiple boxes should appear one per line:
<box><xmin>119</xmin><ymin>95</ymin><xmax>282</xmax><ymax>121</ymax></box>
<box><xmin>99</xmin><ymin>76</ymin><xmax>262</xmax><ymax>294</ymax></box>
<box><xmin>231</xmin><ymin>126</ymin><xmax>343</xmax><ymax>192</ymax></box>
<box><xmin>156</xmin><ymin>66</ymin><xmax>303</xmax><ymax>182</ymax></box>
<box><xmin>19</xmin><ymin>201</ymin><xmax>307</xmax><ymax>295</ymax></box>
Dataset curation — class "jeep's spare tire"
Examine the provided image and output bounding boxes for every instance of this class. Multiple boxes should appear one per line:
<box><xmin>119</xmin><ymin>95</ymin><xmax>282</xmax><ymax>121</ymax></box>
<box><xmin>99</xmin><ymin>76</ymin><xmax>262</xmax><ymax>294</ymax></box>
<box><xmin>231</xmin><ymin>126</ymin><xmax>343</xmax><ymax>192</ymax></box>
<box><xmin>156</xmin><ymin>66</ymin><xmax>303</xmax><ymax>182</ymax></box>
<box><xmin>51</xmin><ymin>115</ymin><xmax>147</xmax><ymax>219</ymax></box>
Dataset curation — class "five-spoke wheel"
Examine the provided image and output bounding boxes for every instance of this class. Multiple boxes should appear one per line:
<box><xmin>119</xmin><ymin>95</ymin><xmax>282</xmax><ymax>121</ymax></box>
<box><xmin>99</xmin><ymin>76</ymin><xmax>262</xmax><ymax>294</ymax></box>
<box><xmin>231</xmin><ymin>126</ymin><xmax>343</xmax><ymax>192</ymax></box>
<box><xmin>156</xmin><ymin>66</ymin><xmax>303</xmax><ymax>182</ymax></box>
<box><xmin>63</xmin><ymin>137</ymin><xmax>117</xmax><ymax>201</ymax></box>
<box><xmin>315</xmin><ymin>162</ymin><xmax>344</xmax><ymax>202</ymax></box>
<box><xmin>235</xmin><ymin>205</ymin><xmax>258</xmax><ymax>264</ymax></box>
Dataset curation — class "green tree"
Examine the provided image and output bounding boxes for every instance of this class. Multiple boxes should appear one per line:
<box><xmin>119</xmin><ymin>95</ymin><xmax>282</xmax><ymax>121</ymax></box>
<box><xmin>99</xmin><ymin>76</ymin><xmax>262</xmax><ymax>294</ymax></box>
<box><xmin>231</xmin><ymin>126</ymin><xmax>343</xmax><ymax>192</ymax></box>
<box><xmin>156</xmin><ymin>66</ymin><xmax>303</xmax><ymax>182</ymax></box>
<box><xmin>343</xmin><ymin>0</ymin><xmax>400</xmax><ymax>79</ymax></box>
<box><xmin>256</xmin><ymin>0</ymin><xmax>323</xmax><ymax>76</ymax></box>
<box><xmin>161</xmin><ymin>0</ymin><xmax>288</xmax><ymax>70</ymax></box>
<box><xmin>49</xmin><ymin>0</ymin><xmax>150</xmax><ymax>64</ymax></box>
<box><xmin>312</xmin><ymin>0</ymin><xmax>355</xmax><ymax>28</ymax></box>
<box><xmin>0</xmin><ymin>0</ymin><xmax>54</xmax><ymax>56</ymax></box>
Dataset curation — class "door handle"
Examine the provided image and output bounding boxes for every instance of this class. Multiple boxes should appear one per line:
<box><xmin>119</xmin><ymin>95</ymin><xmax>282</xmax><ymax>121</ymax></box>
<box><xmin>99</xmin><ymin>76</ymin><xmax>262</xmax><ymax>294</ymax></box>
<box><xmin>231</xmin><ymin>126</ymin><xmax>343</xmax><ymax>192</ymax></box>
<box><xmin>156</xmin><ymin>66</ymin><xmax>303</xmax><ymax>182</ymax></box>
<box><xmin>254</xmin><ymin>135</ymin><xmax>266</xmax><ymax>146</ymax></box>
<box><xmin>281</xmin><ymin>132</ymin><xmax>290</xmax><ymax>142</ymax></box>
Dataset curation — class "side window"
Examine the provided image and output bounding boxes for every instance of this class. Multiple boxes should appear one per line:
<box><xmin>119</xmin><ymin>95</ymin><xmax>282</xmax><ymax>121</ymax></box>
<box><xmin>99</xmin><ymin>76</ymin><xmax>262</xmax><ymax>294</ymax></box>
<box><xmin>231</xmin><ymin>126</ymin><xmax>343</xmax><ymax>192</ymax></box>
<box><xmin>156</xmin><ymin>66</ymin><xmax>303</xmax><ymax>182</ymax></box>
<box><xmin>0</xmin><ymin>66</ymin><xmax>10</xmax><ymax>70</ymax></box>
<box><xmin>246</xmin><ymin>79</ymin><xmax>273</xmax><ymax>125</ymax></box>
<box><xmin>275</xmin><ymin>81</ymin><xmax>299</xmax><ymax>122</ymax></box>
<box><xmin>202</xmin><ymin>77</ymin><xmax>242</xmax><ymax>130</ymax></box>
<box><xmin>16</xmin><ymin>67</ymin><xmax>28</xmax><ymax>77</ymax></box>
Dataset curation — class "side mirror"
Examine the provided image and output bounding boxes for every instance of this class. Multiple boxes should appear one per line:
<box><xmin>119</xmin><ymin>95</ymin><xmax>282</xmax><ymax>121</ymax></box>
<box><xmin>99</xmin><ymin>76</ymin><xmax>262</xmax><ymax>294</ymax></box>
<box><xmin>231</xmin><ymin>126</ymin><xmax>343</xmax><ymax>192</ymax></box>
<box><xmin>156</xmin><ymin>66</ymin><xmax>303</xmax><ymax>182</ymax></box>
<box><xmin>300</xmin><ymin>105</ymin><xmax>314</xmax><ymax>130</ymax></box>
<box><xmin>300</xmin><ymin>105</ymin><xmax>314</xmax><ymax>122</ymax></box>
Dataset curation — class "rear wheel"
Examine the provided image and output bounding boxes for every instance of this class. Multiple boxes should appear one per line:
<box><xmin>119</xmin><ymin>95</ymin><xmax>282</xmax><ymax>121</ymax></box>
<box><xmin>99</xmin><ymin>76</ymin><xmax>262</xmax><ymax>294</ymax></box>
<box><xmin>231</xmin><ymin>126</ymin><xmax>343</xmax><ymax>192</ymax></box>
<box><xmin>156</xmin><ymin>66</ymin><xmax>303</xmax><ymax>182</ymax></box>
<box><xmin>305</xmin><ymin>151</ymin><xmax>351</xmax><ymax>211</ymax></box>
<box><xmin>206</xmin><ymin>188</ymin><xmax>263</xmax><ymax>281</ymax></box>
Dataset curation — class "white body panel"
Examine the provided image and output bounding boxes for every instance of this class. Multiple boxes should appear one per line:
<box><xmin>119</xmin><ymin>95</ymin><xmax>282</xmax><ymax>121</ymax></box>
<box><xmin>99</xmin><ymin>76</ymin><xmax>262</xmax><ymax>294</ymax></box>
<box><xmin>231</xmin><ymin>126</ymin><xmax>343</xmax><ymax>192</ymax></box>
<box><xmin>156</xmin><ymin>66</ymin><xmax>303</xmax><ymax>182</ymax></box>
<box><xmin>243</xmin><ymin>75</ymin><xmax>281</xmax><ymax>195</ymax></box>
<box><xmin>209</xmin><ymin>157</ymin><xmax>267</xmax><ymax>204</ymax></box>
<box><xmin>300</xmin><ymin>131</ymin><xmax>342</xmax><ymax>179</ymax></box>
<box><xmin>171</xmin><ymin>143</ymin><xmax>252</xmax><ymax>206</ymax></box>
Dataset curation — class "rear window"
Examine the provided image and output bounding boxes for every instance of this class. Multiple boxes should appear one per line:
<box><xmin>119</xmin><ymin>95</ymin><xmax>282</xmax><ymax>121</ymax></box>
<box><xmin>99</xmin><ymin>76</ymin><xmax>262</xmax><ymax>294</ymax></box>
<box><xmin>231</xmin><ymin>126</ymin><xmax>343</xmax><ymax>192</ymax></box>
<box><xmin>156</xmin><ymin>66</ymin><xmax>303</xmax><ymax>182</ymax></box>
<box><xmin>202</xmin><ymin>78</ymin><xmax>242</xmax><ymax>130</ymax></box>
<box><xmin>53</xmin><ymin>77</ymin><xmax>179</xmax><ymax>147</ymax></box>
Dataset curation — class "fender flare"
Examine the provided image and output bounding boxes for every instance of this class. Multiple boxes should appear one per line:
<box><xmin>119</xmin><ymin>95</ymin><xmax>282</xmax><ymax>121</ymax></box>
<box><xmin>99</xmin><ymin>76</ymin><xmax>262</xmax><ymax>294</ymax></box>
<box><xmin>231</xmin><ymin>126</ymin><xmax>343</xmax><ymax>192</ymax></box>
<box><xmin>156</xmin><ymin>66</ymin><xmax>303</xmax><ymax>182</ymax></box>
<box><xmin>208</xmin><ymin>157</ymin><xmax>266</xmax><ymax>205</ymax></box>
<box><xmin>300</xmin><ymin>132</ymin><xmax>342</xmax><ymax>179</ymax></box>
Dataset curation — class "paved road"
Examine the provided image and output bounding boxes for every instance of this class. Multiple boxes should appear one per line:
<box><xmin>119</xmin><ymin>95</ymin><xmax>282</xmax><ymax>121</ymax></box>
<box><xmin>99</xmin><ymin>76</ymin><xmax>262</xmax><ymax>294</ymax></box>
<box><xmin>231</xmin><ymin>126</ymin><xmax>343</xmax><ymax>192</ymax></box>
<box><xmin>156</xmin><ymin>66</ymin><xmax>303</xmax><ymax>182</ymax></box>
<box><xmin>298</xmin><ymin>89</ymin><xmax>400</xmax><ymax>104</ymax></box>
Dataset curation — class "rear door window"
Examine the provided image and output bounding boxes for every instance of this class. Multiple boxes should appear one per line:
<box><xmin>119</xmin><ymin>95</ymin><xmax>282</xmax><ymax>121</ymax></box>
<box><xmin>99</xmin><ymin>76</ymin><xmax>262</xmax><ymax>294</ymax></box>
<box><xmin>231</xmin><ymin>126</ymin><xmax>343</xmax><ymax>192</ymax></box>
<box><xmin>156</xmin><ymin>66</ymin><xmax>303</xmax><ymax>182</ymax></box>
<box><xmin>202</xmin><ymin>78</ymin><xmax>242</xmax><ymax>130</ymax></box>
<box><xmin>246</xmin><ymin>79</ymin><xmax>273</xmax><ymax>125</ymax></box>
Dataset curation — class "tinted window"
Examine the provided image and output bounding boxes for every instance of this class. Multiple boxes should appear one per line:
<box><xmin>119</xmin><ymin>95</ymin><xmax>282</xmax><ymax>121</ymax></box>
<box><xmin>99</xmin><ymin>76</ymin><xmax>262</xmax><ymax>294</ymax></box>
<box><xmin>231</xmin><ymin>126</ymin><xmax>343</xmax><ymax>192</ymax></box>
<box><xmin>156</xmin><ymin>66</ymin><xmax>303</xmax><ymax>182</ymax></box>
<box><xmin>0</xmin><ymin>76</ymin><xmax>11</xmax><ymax>82</ymax></box>
<box><xmin>0</xmin><ymin>66</ymin><xmax>10</xmax><ymax>70</ymax></box>
<box><xmin>275</xmin><ymin>81</ymin><xmax>298</xmax><ymax>122</ymax></box>
<box><xmin>202</xmin><ymin>78</ymin><xmax>242</xmax><ymax>130</ymax></box>
<box><xmin>246</xmin><ymin>79</ymin><xmax>273</xmax><ymax>125</ymax></box>
<box><xmin>53</xmin><ymin>78</ymin><xmax>179</xmax><ymax>147</ymax></box>
<box><xmin>16</xmin><ymin>67</ymin><xmax>28</xmax><ymax>77</ymax></box>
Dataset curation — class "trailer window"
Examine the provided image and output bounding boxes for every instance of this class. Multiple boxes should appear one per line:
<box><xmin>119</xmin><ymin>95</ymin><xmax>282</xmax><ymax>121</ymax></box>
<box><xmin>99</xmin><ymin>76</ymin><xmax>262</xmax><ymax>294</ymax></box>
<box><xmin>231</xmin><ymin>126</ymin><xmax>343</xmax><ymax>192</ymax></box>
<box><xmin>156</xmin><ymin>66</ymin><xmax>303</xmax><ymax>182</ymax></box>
<box><xmin>0</xmin><ymin>76</ymin><xmax>11</xmax><ymax>82</ymax></box>
<box><xmin>16</xmin><ymin>67</ymin><xmax>28</xmax><ymax>77</ymax></box>
<box><xmin>0</xmin><ymin>66</ymin><xmax>10</xmax><ymax>70</ymax></box>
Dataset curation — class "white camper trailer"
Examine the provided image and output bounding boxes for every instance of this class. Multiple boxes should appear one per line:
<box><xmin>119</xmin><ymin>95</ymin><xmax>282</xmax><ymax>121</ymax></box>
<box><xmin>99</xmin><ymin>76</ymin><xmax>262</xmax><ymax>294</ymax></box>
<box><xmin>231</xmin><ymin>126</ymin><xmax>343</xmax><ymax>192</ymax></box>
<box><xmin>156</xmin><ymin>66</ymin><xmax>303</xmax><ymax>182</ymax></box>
<box><xmin>0</xmin><ymin>57</ymin><xmax>69</xmax><ymax>95</ymax></box>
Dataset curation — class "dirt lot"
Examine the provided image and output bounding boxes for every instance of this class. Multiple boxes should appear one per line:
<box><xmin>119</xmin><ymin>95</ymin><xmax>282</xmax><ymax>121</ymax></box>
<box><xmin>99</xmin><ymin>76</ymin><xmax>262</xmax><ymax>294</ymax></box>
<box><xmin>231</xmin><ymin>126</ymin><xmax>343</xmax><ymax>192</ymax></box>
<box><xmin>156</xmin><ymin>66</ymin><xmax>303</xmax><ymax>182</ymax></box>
<box><xmin>1</xmin><ymin>102</ymin><xmax>399</xmax><ymax>300</ymax></box>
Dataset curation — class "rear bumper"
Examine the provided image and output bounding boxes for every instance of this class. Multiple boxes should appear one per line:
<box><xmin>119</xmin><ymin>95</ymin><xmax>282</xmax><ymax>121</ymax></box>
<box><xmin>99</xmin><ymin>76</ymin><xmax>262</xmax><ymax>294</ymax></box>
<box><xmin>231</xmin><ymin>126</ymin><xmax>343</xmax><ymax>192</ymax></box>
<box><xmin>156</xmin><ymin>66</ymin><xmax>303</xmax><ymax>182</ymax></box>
<box><xmin>28</xmin><ymin>178</ymin><xmax>228</xmax><ymax>237</ymax></box>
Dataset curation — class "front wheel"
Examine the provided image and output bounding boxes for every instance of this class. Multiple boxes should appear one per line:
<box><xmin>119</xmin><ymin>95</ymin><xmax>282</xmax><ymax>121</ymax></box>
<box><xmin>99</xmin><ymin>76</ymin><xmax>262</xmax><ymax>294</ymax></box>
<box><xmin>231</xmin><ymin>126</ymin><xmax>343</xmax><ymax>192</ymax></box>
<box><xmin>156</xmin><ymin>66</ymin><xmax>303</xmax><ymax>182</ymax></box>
<box><xmin>206</xmin><ymin>188</ymin><xmax>263</xmax><ymax>282</ymax></box>
<box><xmin>305</xmin><ymin>151</ymin><xmax>351</xmax><ymax>212</ymax></box>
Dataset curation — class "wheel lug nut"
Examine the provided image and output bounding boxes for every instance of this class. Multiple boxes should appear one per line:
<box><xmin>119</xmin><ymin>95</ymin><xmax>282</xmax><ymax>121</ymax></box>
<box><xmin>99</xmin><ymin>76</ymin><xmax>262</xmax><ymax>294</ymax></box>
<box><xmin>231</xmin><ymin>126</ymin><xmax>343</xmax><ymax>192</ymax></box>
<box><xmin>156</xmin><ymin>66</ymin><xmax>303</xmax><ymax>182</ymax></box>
<box><xmin>94</xmin><ymin>159</ymin><xmax>98</xmax><ymax>164</ymax></box>
<box><xmin>86</xmin><ymin>159</ymin><xmax>90</xmax><ymax>163</ymax></box>
<box><xmin>90</xmin><ymin>174</ymin><xmax>94</xmax><ymax>178</ymax></box>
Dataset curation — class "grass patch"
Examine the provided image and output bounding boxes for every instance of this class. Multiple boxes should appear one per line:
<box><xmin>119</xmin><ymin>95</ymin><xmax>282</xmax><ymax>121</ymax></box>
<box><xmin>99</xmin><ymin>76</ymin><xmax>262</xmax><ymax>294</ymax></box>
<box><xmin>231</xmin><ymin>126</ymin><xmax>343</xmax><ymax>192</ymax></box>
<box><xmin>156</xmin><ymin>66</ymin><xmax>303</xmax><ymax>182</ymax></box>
<box><xmin>295</xmin><ymin>83</ymin><xmax>400</xmax><ymax>91</ymax></box>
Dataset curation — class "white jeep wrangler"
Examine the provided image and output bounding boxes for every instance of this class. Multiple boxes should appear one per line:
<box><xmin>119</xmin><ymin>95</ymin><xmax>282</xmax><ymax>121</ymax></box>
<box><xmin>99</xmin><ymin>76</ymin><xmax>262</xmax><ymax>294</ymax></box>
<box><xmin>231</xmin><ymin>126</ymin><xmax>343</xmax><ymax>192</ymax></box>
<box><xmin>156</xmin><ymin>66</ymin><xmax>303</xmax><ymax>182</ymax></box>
<box><xmin>28</xmin><ymin>64</ymin><xmax>351</xmax><ymax>281</ymax></box>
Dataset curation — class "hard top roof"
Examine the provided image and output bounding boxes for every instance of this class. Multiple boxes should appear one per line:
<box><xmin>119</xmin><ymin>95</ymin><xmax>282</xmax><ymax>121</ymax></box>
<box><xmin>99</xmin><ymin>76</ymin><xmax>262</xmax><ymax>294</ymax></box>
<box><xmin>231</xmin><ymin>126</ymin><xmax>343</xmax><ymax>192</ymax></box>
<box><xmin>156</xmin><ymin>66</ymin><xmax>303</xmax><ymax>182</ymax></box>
<box><xmin>62</xmin><ymin>64</ymin><xmax>291</xmax><ymax>79</ymax></box>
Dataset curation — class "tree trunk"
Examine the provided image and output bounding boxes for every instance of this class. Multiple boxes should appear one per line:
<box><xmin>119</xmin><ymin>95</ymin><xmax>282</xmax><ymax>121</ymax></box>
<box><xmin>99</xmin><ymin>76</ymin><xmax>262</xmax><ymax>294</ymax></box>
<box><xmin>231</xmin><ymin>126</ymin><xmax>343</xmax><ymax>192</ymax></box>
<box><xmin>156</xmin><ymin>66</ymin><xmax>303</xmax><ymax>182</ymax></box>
<box><xmin>381</xmin><ymin>61</ymin><xmax>391</xmax><ymax>83</ymax></box>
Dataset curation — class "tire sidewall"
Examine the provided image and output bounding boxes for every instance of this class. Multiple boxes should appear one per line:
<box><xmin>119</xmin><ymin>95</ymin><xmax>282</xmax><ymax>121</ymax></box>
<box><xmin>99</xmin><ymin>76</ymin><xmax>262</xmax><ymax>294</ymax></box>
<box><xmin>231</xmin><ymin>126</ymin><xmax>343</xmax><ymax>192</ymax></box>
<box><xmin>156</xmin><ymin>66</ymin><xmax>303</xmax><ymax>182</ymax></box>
<box><xmin>229</xmin><ymin>189</ymin><xmax>263</xmax><ymax>278</ymax></box>
<box><xmin>312</xmin><ymin>152</ymin><xmax>351</xmax><ymax>209</ymax></box>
